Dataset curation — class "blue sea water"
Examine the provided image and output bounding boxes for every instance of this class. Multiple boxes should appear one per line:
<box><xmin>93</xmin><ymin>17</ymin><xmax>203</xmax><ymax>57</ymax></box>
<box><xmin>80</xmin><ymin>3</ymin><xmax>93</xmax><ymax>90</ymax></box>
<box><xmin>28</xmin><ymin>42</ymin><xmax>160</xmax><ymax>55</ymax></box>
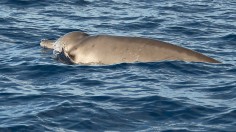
<box><xmin>0</xmin><ymin>0</ymin><xmax>236</xmax><ymax>131</ymax></box>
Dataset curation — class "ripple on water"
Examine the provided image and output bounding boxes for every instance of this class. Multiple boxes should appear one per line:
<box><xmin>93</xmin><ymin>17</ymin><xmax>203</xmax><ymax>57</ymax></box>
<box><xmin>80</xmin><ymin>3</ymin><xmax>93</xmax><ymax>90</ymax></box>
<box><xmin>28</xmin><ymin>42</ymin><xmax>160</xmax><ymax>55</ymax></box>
<box><xmin>0</xmin><ymin>0</ymin><xmax>236</xmax><ymax>131</ymax></box>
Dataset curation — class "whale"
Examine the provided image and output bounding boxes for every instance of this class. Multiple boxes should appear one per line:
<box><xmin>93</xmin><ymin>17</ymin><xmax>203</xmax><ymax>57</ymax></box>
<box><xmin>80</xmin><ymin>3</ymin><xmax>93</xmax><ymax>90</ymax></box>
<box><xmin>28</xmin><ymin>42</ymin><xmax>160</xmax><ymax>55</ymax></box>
<box><xmin>40</xmin><ymin>31</ymin><xmax>220</xmax><ymax>65</ymax></box>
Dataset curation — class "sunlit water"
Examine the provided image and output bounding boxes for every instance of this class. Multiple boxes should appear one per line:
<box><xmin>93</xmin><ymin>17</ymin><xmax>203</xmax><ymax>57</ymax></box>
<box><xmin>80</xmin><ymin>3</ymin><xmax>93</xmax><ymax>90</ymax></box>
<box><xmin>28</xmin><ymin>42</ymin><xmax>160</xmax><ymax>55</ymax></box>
<box><xmin>0</xmin><ymin>0</ymin><xmax>236</xmax><ymax>131</ymax></box>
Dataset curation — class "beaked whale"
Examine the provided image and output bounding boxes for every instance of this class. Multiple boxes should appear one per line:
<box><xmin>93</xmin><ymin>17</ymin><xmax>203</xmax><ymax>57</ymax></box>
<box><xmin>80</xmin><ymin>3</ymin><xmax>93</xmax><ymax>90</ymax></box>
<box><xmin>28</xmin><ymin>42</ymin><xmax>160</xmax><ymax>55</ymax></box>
<box><xmin>40</xmin><ymin>31</ymin><xmax>220</xmax><ymax>65</ymax></box>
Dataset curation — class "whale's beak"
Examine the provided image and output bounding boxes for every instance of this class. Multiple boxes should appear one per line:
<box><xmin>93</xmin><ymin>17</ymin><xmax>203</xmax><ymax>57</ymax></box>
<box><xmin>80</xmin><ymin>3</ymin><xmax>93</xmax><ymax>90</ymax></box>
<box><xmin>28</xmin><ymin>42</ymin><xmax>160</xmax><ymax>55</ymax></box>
<box><xmin>40</xmin><ymin>39</ymin><xmax>55</xmax><ymax>49</ymax></box>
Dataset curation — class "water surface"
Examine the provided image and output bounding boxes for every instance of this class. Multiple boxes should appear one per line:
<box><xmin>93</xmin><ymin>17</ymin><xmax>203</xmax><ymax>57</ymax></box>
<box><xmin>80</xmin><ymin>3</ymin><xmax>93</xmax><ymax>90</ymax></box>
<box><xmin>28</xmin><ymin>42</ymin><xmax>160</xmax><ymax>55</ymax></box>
<box><xmin>0</xmin><ymin>0</ymin><xmax>236</xmax><ymax>131</ymax></box>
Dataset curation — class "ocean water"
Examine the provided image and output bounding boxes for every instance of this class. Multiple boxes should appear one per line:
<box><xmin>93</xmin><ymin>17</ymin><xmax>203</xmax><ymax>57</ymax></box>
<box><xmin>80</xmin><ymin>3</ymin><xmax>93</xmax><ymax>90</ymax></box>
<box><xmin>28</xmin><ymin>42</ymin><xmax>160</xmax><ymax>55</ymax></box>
<box><xmin>0</xmin><ymin>0</ymin><xmax>236</xmax><ymax>131</ymax></box>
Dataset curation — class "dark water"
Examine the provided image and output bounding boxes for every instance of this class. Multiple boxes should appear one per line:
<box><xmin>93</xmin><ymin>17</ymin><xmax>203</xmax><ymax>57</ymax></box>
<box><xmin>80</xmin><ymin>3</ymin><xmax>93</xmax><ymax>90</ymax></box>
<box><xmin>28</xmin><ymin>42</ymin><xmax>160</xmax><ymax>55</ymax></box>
<box><xmin>0</xmin><ymin>0</ymin><xmax>236</xmax><ymax>131</ymax></box>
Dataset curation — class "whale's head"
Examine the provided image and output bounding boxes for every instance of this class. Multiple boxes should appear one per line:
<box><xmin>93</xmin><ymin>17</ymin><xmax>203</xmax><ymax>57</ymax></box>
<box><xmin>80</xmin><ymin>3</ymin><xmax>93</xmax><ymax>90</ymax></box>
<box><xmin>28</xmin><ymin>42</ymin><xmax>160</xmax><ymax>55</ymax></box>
<box><xmin>40</xmin><ymin>31</ymin><xmax>89</xmax><ymax>64</ymax></box>
<box><xmin>54</xmin><ymin>31</ymin><xmax>89</xmax><ymax>53</ymax></box>
<box><xmin>40</xmin><ymin>31</ymin><xmax>89</xmax><ymax>52</ymax></box>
